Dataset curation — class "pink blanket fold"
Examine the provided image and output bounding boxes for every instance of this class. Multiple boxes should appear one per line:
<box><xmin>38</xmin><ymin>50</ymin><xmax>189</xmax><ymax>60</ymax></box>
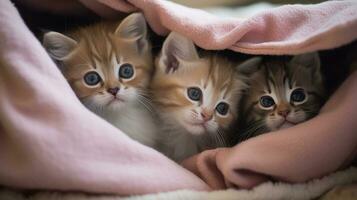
<box><xmin>93</xmin><ymin>0</ymin><xmax>357</xmax><ymax>55</ymax></box>
<box><xmin>0</xmin><ymin>0</ymin><xmax>208</xmax><ymax>195</ymax></box>
<box><xmin>1</xmin><ymin>0</ymin><xmax>357</xmax><ymax>195</ymax></box>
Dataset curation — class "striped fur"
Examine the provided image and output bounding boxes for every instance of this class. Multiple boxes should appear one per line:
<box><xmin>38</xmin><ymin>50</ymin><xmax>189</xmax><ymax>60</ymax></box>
<box><xmin>238</xmin><ymin>53</ymin><xmax>325</xmax><ymax>142</ymax></box>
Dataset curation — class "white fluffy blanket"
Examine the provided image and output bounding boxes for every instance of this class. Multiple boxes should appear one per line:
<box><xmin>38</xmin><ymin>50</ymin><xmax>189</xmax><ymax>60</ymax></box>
<box><xmin>1</xmin><ymin>167</ymin><xmax>356</xmax><ymax>200</ymax></box>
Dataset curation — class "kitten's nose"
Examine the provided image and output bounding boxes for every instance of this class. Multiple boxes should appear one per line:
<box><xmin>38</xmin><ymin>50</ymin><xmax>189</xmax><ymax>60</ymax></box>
<box><xmin>278</xmin><ymin>109</ymin><xmax>290</xmax><ymax>118</ymax></box>
<box><xmin>107</xmin><ymin>87</ymin><xmax>119</xmax><ymax>96</ymax></box>
<box><xmin>200</xmin><ymin>112</ymin><xmax>213</xmax><ymax>122</ymax></box>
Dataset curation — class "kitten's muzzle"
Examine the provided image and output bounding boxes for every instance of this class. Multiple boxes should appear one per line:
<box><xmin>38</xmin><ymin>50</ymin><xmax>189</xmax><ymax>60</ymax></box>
<box><xmin>277</xmin><ymin>109</ymin><xmax>290</xmax><ymax>118</ymax></box>
<box><xmin>200</xmin><ymin>112</ymin><xmax>213</xmax><ymax>122</ymax></box>
<box><xmin>107</xmin><ymin>87</ymin><xmax>119</xmax><ymax>96</ymax></box>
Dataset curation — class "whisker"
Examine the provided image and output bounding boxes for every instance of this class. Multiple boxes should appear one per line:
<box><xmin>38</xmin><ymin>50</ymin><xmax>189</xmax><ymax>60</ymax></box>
<box><xmin>136</xmin><ymin>93</ymin><xmax>156</xmax><ymax>114</ymax></box>
<box><xmin>137</xmin><ymin>98</ymin><xmax>154</xmax><ymax>114</ymax></box>
<box><xmin>238</xmin><ymin>120</ymin><xmax>267</xmax><ymax>142</ymax></box>
<box><xmin>216</xmin><ymin>128</ymin><xmax>227</xmax><ymax>147</ymax></box>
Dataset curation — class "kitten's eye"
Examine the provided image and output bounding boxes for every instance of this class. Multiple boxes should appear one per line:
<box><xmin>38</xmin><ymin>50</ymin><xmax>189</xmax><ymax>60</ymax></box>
<box><xmin>260</xmin><ymin>96</ymin><xmax>275</xmax><ymax>108</ymax></box>
<box><xmin>119</xmin><ymin>63</ymin><xmax>134</xmax><ymax>79</ymax></box>
<box><xmin>291</xmin><ymin>88</ymin><xmax>306</xmax><ymax>102</ymax></box>
<box><xmin>84</xmin><ymin>71</ymin><xmax>101</xmax><ymax>86</ymax></box>
<box><xmin>187</xmin><ymin>87</ymin><xmax>202</xmax><ymax>101</ymax></box>
<box><xmin>216</xmin><ymin>102</ymin><xmax>229</xmax><ymax>115</ymax></box>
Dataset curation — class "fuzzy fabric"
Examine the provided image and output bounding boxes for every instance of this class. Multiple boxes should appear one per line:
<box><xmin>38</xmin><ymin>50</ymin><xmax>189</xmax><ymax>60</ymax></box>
<box><xmin>0</xmin><ymin>0</ymin><xmax>208</xmax><ymax>195</ymax></box>
<box><xmin>0</xmin><ymin>0</ymin><xmax>357</xmax><ymax>196</ymax></box>
<box><xmin>0</xmin><ymin>167</ymin><xmax>356</xmax><ymax>200</ymax></box>
<box><xmin>82</xmin><ymin>0</ymin><xmax>357</xmax><ymax>55</ymax></box>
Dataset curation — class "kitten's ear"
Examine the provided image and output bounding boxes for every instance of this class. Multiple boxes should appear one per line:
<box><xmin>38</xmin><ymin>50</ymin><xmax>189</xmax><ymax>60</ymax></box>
<box><xmin>115</xmin><ymin>13</ymin><xmax>148</xmax><ymax>53</ymax></box>
<box><xmin>43</xmin><ymin>31</ymin><xmax>77</xmax><ymax>60</ymax></box>
<box><xmin>158</xmin><ymin>32</ymin><xmax>199</xmax><ymax>74</ymax></box>
<box><xmin>236</xmin><ymin>57</ymin><xmax>262</xmax><ymax>75</ymax></box>
<box><xmin>290</xmin><ymin>52</ymin><xmax>321</xmax><ymax>79</ymax></box>
<box><xmin>290</xmin><ymin>52</ymin><xmax>320</xmax><ymax>70</ymax></box>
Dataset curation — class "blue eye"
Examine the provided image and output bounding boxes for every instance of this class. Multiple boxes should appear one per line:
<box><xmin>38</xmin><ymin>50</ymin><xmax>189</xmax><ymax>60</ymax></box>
<box><xmin>216</xmin><ymin>102</ymin><xmax>229</xmax><ymax>115</ymax></box>
<box><xmin>187</xmin><ymin>87</ymin><xmax>202</xmax><ymax>101</ymax></box>
<box><xmin>291</xmin><ymin>88</ymin><xmax>306</xmax><ymax>102</ymax></box>
<box><xmin>260</xmin><ymin>96</ymin><xmax>275</xmax><ymax>108</ymax></box>
<box><xmin>119</xmin><ymin>63</ymin><xmax>134</xmax><ymax>79</ymax></box>
<box><xmin>84</xmin><ymin>71</ymin><xmax>101</xmax><ymax>86</ymax></box>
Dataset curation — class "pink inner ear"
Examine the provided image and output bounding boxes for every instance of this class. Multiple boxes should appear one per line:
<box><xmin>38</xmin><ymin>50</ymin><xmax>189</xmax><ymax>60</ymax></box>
<box><xmin>164</xmin><ymin>54</ymin><xmax>179</xmax><ymax>74</ymax></box>
<box><xmin>136</xmin><ymin>37</ymin><xmax>146</xmax><ymax>54</ymax></box>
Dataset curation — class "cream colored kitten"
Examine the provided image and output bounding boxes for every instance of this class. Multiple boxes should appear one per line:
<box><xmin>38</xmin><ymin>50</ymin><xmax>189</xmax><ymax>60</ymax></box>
<box><xmin>151</xmin><ymin>32</ymin><xmax>248</xmax><ymax>161</ymax></box>
<box><xmin>43</xmin><ymin>13</ymin><xmax>159</xmax><ymax>148</ymax></box>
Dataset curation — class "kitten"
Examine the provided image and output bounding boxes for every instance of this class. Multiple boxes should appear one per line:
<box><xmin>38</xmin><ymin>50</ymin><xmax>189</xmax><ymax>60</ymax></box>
<box><xmin>150</xmin><ymin>32</ymin><xmax>248</xmax><ymax>161</ymax></box>
<box><xmin>237</xmin><ymin>53</ymin><xmax>325</xmax><ymax>142</ymax></box>
<box><xmin>43</xmin><ymin>13</ymin><xmax>159</xmax><ymax>148</ymax></box>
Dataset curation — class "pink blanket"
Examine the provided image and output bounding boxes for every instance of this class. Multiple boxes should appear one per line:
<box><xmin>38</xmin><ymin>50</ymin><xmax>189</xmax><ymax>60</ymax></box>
<box><xmin>1</xmin><ymin>0</ymin><xmax>357</xmax><ymax>195</ymax></box>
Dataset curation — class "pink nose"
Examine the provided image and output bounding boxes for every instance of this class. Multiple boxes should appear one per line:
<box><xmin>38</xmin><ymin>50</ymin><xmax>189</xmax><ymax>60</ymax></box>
<box><xmin>107</xmin><ymin>87</ymin><xmax>119</xmax><ymax>96</ymax></box>
<box><xmin>200</xmin><ymin>112</ymin><xmax>212</xmax><ymax>122</ymax></box>
<box><xmin>278</xmin><ymin>109</ymin><xmax>290</xmax><ymax>117</ymax></box>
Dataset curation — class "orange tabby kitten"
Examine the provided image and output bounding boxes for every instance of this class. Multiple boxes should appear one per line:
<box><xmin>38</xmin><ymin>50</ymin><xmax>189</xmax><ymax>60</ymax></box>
<box><xmin>43</xmin><ymin>13</ymin><xmax>159</xmax><ymax>148</ymax></box>
<box><xmin>151</xmin><ymin>32</ymin><xmax>248</xmax><ymax>161</ymax></box>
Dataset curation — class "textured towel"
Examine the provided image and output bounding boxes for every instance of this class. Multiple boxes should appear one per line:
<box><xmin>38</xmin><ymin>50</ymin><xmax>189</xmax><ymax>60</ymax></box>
<box><xmin>1</xmin><ymin>167</ymin><xmax>356</xmax><ymax>200</ymax></box>
<box><xmin>0</xmin><ymin>0</ymin><xmax>356</xmax><ymax>195</ymax></box>
<box><xmin>0</xmin><ymin>0</ymin><xmax>208</xmax><ymax>195</ymax></box>
<box><xmin>85</xmin><ymin>0</ymin><xmax>357</xmax><ymax>55</ymax></box>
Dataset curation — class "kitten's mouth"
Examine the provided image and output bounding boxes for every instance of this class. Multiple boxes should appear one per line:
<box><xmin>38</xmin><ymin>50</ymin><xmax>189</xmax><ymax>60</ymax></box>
<box><xmin>189</xmin><ymin>121</ymin><xmax>207</xmax><ymax>127</ymax></box>
<box><xmin>194</xmin><ymin>123</ymin><xmax>207</xmax><ymax>128</ymax></box>
<box><xmin>277</xmin><ymin>120</ymin><xmax>296</xmax><ymax>129</ymax></box>
<box><xmin>106</xmin><ymin>97</ymin><xmax>124</xmax><ymax>106</ymax></box>
<box><xmin>186</xmin><ymin>121</ymin><xmax>209</xmax><ymax>135</ymax></box>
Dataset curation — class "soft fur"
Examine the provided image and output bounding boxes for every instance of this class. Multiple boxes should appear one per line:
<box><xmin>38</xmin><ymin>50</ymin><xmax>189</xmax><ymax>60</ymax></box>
<box><xmin>43</xmin><ymin>13</ymin><xmax>159</xmax><ymax>148</ymax></box>
<box><xmin>238</xmin><ymin>53</ymin><xmax>325</xmax><ymax>141</ymax></box>
<box><xmin>150</xmin><ymin>32</ymin><xmax>247</xmax><ymax>161</ymax></box>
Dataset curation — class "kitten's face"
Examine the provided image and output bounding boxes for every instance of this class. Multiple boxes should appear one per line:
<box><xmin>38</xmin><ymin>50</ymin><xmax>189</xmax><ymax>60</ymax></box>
<box><xmin>43</xmin><ymin>14</ymin><xmax>152</xmax><ymax>112</ymax></box>
<box><xmin>242</xmin><ymin>54</ymin><xmax>324</xmax><ymax>132</ymax></box>
<box><xmin>151</xmin><ymin>33</ymin><xmax>246</xmax><ymax>136</ymax></box>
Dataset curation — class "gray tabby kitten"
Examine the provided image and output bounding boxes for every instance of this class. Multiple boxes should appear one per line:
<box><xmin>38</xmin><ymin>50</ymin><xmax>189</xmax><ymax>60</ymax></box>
<box><xmin>237</xmin><ymin>53</ymin><xmax>325</xmax><ymax>142</ymax></box>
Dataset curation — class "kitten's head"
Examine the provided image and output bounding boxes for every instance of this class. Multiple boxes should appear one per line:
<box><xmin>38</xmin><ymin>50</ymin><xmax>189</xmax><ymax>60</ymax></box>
<box><xmin>240</xmin><ymin>53</ymin><xmax>325</xmax><ymax>133</ymax></box>
<box><xmin>151</xmin><ymin>32</ymin><xmax>247</xmax><ymax>137</ymax></box>
<box><xmin>43</xmin><ymin>13</ymin><xmax>152</xmax><ymax>112</ymax></box>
